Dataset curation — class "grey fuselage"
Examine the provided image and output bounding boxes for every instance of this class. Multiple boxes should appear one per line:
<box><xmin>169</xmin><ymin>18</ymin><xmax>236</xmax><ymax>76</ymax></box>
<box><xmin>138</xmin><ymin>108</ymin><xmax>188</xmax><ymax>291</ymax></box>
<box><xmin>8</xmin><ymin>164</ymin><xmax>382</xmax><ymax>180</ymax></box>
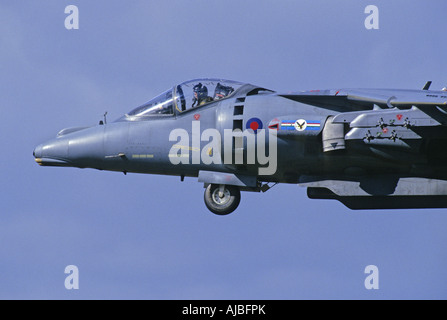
<box><xmin>33</xmin><ymin>82</ymin><xmax>447</xmax><ymax>187</ymax></box>
<box><xmin>34</xmin><ymin>79</ymin><xmax>447</xmax><ymax>215</ymax></box>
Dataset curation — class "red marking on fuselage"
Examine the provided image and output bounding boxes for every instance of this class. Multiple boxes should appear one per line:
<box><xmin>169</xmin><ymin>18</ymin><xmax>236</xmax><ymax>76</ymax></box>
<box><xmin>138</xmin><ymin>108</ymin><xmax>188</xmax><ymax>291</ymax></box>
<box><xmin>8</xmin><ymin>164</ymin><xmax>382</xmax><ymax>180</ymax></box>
<box><xmin>250</xmin><ymin>122</ymin><xmax>259</xmax><ymax>131</ymax></box>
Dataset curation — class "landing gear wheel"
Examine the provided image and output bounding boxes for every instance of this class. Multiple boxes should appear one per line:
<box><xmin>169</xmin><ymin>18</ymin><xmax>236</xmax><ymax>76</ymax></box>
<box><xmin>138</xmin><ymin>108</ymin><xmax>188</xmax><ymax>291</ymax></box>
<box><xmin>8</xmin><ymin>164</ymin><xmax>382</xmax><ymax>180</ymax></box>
<box><xmin>204</xmin><ymin>184</ymin><xmax>241</xmax><ymax>215</ymax></box>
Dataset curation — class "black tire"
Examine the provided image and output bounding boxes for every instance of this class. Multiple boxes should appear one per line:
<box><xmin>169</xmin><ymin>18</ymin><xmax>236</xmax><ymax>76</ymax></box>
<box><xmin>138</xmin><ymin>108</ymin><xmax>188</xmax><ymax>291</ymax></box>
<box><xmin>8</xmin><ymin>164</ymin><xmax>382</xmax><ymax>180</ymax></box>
<box><xmin>204</xmin><ymin>184</ymin><xmax>241</xmax><ymax>215</ymax></box>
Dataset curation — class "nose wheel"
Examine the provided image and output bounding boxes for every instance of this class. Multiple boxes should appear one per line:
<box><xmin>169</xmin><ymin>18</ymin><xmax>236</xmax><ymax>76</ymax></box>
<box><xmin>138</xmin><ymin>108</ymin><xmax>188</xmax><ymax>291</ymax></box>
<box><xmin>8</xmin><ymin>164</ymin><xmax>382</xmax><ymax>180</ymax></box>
<box><xmin>204</xmin><ymin>184</ymin><xmax>241</xmax><ymax>215</ymax></box>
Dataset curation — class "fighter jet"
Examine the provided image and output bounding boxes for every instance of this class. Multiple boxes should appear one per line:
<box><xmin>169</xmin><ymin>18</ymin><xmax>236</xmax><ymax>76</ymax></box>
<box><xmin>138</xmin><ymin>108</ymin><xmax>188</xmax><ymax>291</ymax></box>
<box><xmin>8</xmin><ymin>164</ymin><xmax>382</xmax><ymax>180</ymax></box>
<box><xmin>33</xmin><ymin>78</ymin><xmax>447</xmax><ymax>215</ymax></box>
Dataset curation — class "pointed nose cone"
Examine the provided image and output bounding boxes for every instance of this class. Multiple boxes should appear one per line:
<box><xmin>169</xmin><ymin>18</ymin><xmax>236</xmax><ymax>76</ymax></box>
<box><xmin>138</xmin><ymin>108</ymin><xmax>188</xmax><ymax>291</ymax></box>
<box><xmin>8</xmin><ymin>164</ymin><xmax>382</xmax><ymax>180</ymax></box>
<box><xmin>34</xmin><ymin>126</ymin><xmax>105</xmax><ymax>168</ymax></box>
<box><xmin>33</xmin><ymin>144</ymin><xmax>43</xmax><ymax>159</ymax></box>
<box><xmin>33</xmin><ymin>138</ymin><xmax>70</xmax><ymax>166</ymax></box>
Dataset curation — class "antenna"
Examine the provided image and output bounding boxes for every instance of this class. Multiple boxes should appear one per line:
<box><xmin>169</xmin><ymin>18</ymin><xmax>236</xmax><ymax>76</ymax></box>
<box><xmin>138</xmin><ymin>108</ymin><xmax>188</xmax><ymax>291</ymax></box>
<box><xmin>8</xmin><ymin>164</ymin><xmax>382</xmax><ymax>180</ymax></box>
<box><xmin>103</xmin><ymin>111</ymin><xmax>108</xmax><ymax>124</ymax></box>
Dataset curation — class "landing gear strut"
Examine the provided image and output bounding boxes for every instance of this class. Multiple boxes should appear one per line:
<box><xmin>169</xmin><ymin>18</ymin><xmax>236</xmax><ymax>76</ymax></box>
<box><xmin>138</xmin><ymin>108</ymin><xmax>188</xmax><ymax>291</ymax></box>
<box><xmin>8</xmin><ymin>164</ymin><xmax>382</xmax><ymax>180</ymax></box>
<box><xmin>204</xmin><ymin>184</ymin><xmax>241</xmax><ymax>215</ymax></box>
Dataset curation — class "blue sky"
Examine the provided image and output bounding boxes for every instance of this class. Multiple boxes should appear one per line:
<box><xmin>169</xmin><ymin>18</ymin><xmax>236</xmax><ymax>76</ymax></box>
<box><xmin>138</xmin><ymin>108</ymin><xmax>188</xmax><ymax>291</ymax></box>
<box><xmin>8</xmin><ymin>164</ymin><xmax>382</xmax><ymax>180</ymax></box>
<box><xmin>1</xmin><ymin>0</ymin><xmax>447</xmax><ymax>299</ymax></box>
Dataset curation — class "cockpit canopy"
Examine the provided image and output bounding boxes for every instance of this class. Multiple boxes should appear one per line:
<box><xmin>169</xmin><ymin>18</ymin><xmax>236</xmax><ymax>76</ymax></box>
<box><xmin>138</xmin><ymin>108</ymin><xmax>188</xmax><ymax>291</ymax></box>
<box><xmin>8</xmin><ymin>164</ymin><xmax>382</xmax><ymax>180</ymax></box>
<box><xmin>125</xmin><ymin>79</ymin><xmax>245</xmax><ymax>118</ymax></box>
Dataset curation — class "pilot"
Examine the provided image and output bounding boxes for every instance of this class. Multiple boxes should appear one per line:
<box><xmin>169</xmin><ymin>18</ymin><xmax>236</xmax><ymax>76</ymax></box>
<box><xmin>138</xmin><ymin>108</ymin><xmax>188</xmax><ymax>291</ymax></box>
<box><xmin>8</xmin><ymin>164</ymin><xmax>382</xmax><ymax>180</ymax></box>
<box><xmin>192</xmin><ymin>83</ymin><xmax>213</xmax><ymax>107</ymax></box>
<box><xmin>213</xmin><ymin>83</ymin><xmax>235</xmax><ymax>100</ymax></box>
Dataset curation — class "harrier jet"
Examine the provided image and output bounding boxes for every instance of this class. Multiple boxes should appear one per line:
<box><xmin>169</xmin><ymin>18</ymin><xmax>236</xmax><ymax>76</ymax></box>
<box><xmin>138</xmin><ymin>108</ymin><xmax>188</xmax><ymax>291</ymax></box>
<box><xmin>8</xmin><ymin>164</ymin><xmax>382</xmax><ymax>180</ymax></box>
<box><xmin>33</xmin><ymin>78</ymin><xmax>447</xmax><ymax>215</ymax></box>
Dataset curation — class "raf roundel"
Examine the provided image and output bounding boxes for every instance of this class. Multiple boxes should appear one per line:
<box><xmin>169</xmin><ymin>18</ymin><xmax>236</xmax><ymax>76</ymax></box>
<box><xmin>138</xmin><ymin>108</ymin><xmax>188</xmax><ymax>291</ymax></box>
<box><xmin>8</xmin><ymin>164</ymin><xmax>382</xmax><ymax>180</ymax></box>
<box><xmin>246</xmin><ymin>117</ymin><xmax>263</xmax><ymax>133</ymax></box>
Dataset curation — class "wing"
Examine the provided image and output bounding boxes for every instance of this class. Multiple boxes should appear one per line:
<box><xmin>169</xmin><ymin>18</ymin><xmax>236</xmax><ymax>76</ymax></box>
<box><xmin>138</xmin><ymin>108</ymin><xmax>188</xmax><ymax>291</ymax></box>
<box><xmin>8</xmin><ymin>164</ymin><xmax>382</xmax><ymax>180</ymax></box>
<box><xmin>300</xmin><ymin>176</ymin><xmax>447</xmax><ymax>209</ymax></box>
<box><xmin>280</xmin><ymin>88</ymin><xmax>447</xmax><ymax>113</ymax></box>
<box><xmin>286</xmin><ymin>88</ymin><xmax>447</xmax><ymax>209</ymax></box>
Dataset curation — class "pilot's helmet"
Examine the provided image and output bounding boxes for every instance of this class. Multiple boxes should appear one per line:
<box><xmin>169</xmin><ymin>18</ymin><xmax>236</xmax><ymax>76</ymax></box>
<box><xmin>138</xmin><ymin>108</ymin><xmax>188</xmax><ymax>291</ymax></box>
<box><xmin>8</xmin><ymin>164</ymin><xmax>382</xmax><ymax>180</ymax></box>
<box><xmin>193</xmin><ymin>83</ymin><xmax>209</xmax><ymax>101</ymax></box>
<box><xmin>442</xmin><ymin>87</ymin><xmax>447</xmax><ymax>92</ymax></box>
<box><xmin>214</xmin><ymin>83</ymin><xmax>235</xmax><ymax>100</ymax></box>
